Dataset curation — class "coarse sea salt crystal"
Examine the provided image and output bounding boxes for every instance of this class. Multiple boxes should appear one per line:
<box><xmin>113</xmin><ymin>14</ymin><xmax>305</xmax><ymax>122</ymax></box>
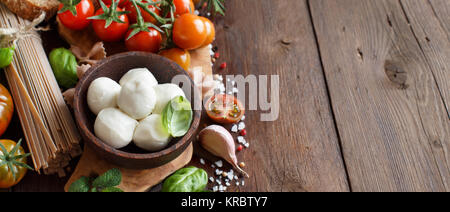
<box><xmin>231</xmin><ymin>124</ymin><xmax>238</xmax><ymax>133</ymax></box>
<box><xmin>209</xmin><ymin>177</ymin><xmax>214</xmax><ymax>182</ymax></box>
<box><xmin>215</xmin><ymin>169</ymin><xmax>223</xmax><ymax>175</ymax></box>
<box><xmin>232</xmin><ymin>87</ymin><xmax>239</xmax><ymax>93</ymax></box>
<box><xmin>215</xmin><ymin>160</ymin><xmax>223</xmax><ymax>168</ymax></box>
<box><xmin>211</xmin><ymin>164</ymin><xmax>215</xmax><ymax>168</ymax></box>
<box><xmin>234</xmin><ymin>175</ymin><xmax>238</xmax><ymax>180</ymax></box>
<box><xmin>238</xmin><ymin>122</ymin><xmax>246</xmax><ymax>130</ymax></box>
<box><xmin>213</xmin><ymin>186</ymin><xmax>218</xmax><ymax>192</ymax></box>
<box><xmin>236</xmin><ymin>182</ymin><xmax>240</xmax><ymax>186</ymax></box>
<box><xmin>194</xmin><ymin>10</ymin><xmax>200</xmax><ymax>15</ymax></box>
<box><xmin>237</xmin><ymin>136</ymin><xmax>245</xmax><ymax>144</ymax></box>
<box><xmin>227</xmin><ymin>172</ymin><xmax>234</xmax><ymax>181</ymax></box>
<box><xmin>225</xmin><ymin>182</ymin><xmax>231</xmax><ymax>186</ymax></box>
<box><xmin>242</xmin><ymin>180</ymin><xmax>245</xmax><ymax>186</ymax></box>
<box><xmin>200</xmin><ymin>158</ymin><xmax>205</xmax><ymax>165</ymax></box>
<box><xmin>244</xmin><ymin>143</ymin><xmax>250</xmax><ymax>148</ymax></box>
<box><xmin>241</xmin><ymin>115</ymin><xmax>245</xmax><ymax>121</ymax></box>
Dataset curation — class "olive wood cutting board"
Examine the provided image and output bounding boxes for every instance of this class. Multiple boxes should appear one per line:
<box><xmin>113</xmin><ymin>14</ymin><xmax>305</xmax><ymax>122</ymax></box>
<box><xmin>58</xmin><ymin>20</ymin><xmax>213</xmax><ymax>192</ymax></box>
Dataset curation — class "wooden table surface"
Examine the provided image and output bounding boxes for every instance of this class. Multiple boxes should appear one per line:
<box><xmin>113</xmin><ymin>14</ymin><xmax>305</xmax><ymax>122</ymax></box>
<box><xmin>1</xmin><ymin>0</ymin><xmax>449</xmax><ymax>192</ymax></box>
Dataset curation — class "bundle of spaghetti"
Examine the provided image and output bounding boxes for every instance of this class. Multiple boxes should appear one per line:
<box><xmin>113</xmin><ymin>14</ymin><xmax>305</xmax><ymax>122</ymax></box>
<box><xmin>0</xmin><ymin>4</ymin><xmax>81</xmax><ymax>177</ymax></box>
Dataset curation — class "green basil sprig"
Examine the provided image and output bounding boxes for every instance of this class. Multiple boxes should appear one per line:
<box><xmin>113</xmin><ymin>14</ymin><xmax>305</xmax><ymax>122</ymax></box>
<box><xmin>162</xmin><ymin>96</ymin><xmax>193</xmax><ymax>137</ymax></box>
<box><xmin>0</xmin><ymin>46</ymin><xmax>15</xmax><ymax>69</ymax></box>
<box><xmin>68</xmin><ymin>168</ymin><xmax>124</xmax><ymax>192</ymax></box>
<box><xmin>162</xmin><ymin>166</ymin><xmax>208</xmax><ymax>192</ymax></box>
<box><xmin>49</xmin><ymin>48</ymin><xmax>78</xmax><ymax>89</ymax></box>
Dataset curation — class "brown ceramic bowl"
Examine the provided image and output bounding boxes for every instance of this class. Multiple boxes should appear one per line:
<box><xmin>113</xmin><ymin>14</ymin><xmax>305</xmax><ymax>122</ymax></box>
<box><xmin>73</xmin><ymin>52</ymin><xmax>201</xmax><ymax>169</ymax></box>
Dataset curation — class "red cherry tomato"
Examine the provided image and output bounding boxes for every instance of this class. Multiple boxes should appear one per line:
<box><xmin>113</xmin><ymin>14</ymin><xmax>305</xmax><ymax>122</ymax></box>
<box><xmin>92</xmin><ymin>7</ymin><xmax>130</xmax><ymax>42</ymax></box>
<box><xmin>124</xmin><ymin>0</ymin><xmax>160</xmax><ymax>24</ymax></box>
<box><xmin>57</xmin><ymin>0</ymin><xmax>95</xmax><ymax>30</ymax></box>
<box><xmin>125</xmin><ymin>28</ymin><xmax>162</xmax><ymax>53</ymax></box>
<box><xmin>100</xmin><ymin>0</ymin><xmax>129</xmax><ymax>7</ymax></box>
<box><xmin>205</xmin><ymin>94</ymin><xmax>245</xmax><ymax>124</ymax></box>
<box><xmin>173</xmin><ymin>13</ymin><xmax>207</xmax><ymax>50</ymax></box>
<box><xmin>0</xmin><ymin>84</ymin><xmax>13</xmax><ymax>137</ymax></box>
<box><xmin>173</xmin><ymin>0</ymin><xmax>195</xmax><ymax>17</ymax></box>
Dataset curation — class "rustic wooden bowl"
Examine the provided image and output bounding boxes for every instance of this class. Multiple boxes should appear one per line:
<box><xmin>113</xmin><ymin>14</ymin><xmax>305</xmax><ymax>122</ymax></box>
<box><xmin>73</xmin><ymin>52</ymin><xmax>201</xmax><ymax>169</ymax></box>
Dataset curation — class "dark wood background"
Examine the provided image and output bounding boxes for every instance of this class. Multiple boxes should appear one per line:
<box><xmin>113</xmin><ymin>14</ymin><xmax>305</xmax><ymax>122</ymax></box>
<box><xmin>1</xmin><ymin>0</ymin><xmax>449</xmax><ymax>192</ymax></box>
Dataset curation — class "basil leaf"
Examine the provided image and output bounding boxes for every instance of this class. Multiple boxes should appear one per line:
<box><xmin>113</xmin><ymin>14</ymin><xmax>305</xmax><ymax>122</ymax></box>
<box><xmin>162</xmin><ymin>166</ymin><xmax>208</xmax><ymax>192</ymax></box>
<box><xmin>49</xmin><ymin>48</ymin><xmax>78</xmax><ymax>89</ymax></box>
<box><xmin>162</xmin><ymin>96</ymin><xmax>193</xmax><ymax>137</ymax></box>
<box><xmin>92</xmin><ymin>168</ymin><xmax>122</xmax><ymax>188</ymax></box>
<box><xmin>68</xmin><ymin>176</ymin><xmax>90</xmax><ymax>192</ymax></box>
<box><xmin>0</xmin><ymin>46</ymin><xmax>15</xmax><ymax>68</ymax></box>
<box><xmin>101</xmin><ymin>187</ymin><xmax>124</xmax><ymax>192</ymax></box>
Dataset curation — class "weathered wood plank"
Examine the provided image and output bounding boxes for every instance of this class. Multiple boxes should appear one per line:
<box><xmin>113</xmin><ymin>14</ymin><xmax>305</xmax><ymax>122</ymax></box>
<box><xmin>211</xmin><ymin>0</ymin><xmax>349</xmax><ymax>191</ymax></box>
<box><xmin>309</xmin><ymin>0</ymin><xmax>450</xmax><ymax>191</ymax></box>
<box><xmin>400</xmin><ymin>0</ymin><xmax>450</xmax><ymax>115</ymax></box>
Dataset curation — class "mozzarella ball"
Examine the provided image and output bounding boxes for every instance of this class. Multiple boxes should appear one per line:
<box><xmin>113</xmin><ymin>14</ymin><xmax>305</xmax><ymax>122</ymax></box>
<box><xmin>117</xmin><ymin>80</ymin><xmax>157</xmax><ymax>120</ymax></box>
<box><xmin>133</xmin><ymin>114</ymin><xmax>171</xmax><ymax>151</ymax></box>
<box><xmin>153</xmin><ymin>84</ymin><xmax>186</xmax><ymax>114</ymax></box>
<box><xmin>87</xmin><ymin>77</ymin><xmax>121</xmax><ymax>115</ymax></box>
<box><xmin>94</xmin><ymin>108</ymin><xmax>138</xmax><ymax>149</ymax></box>
<box><xmin>119</xmin><ymin>68</ymin><xmax>158</xmax><ymax>87</ymax></box>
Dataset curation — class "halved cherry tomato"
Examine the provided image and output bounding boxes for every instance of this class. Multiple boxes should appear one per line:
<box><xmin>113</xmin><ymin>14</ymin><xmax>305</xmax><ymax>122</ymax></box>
<box><xmin>173</xmin><ymin>13</ymin><xmax>207</xmax><ymax>50</ymax></box>
<box><xmin>92</xmin><ymin>7</ymin><xmax>130</xmax><ymax>42</ymax></box>
<box><xmin>125</xmin><ymin>27</ymin><xmax>162</xmax><ymax>53</ymax></box>
<box><xmin>0</xmin><ymin>139</ymin><xmax>30</xmax><ymax>188</ymax></box>
<box><xmin>200</xmin><ymin>16</ymin><xmax>215</xmax><ymax>47</ymax></box>
<box><xmin>205</xmin><ymin>94</ymin><xmax>245</xmax><ymax>124</ymax></box>
<box><xmin>173</xmin><ymin>0</ymin><xmax>195</xmax><ymax>17</ymax></box>
<box><xmin>0</xmin><ymin>84</ymin><xmax>13</xmax><ymax>137</ymax></box>
<box><xmin>57</xmin><ymin>0</ymin><xmax>95</xmax><ymax>30</ymax></box>
<box><xmin>124</xmin><ymin>0</ymin><xmax>160</xmax><ymax>24</ymax></box>
<box><xmin>159</xmin><ymin>48</ymin><xmax>191</xmax><ymax>70</ymax></box>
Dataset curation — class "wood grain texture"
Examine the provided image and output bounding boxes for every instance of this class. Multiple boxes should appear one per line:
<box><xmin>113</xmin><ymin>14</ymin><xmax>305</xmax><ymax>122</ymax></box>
<box><xmin>309</xmin><ymin>0</ymin><xmax>450</xmax><ymax>191</ymax></box>
<box><xmin>208</xmin><ymin>0</ymin><xmax>349</xmax><ymax>191</ymax></box>
<box><xmin>400</xmin><ymin>0</ymin><xmax>450</xmax><ymax>115</ymax></box>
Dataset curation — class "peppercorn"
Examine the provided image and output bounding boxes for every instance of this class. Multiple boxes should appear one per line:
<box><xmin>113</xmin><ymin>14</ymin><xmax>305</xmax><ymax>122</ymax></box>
<box><xmin>237</xmin><ymin>145</ymin><xmax>243</xmax><ymax>152</ymax></box>
<box><xmin>220</xmin><ymin>62</ymin><xmax>227</xmax><ymax>69</ymax></box>
<box><xmin>240</xmin><ymin>129</ymin><xmax>247</xmax><ymax>136</ymax></box>
<box><xmin>214</xmin><ymin>52</ymin><xmax>220</xmax><ymax>59</ymax></box>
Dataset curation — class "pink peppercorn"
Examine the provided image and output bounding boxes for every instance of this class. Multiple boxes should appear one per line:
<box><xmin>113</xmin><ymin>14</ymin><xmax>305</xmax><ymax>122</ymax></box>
<box><xmin>220</xmin><ymin>62</ymin><xmax>227</xmax><ymax>69</ymax></box>
<box><xmin>237</xmin><ymin>145</ymin><xmax>243</xmax><ymax>152</ymax></box>
<box><xmin>240</xmin><ymin>129</ymin><xmax>247</xmax><ymax>136</ymax></box>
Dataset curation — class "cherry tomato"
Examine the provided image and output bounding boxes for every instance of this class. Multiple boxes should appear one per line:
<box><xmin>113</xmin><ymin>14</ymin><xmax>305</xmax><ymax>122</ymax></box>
<box><xmin>124</xmin><ymin>0</ymin><xmax>160</xmax><ymax>24</ymax></box>
<box><xmin>57</xmin><ymin>0</ymin><xmax>95</xmax><ymax>30</ymax></box>
<box><xmin>125</xmin><ymin>28</ymin><xmax>162</xmax><ymax>53</ymax></box>
<box><xmin>159</xmin><ymin>48</ymin><xmax>191</xmax><ymax>70</ymax></box>
<box><xmin>92</xmin><ymin>7</ymin><xmax>130</xmax><ymax>42</ymax></box>
<box><xmin>200</xmin><ymin>16</ymin><xmax>215</xmax><ymax>47</ymax></box>
<box><xmin>173</xmin><ymin>14</ymin><xmax>207</xmax><ymax>50</ymax></box>
<box><xmin>0</xmin><ymin>139</ymin><xmax>29</xmax><ymax>188</ymax></box>
<box><xmin>173</xmin><ymin>0</ymin><xmax>195</xmax><ymax>17</ymax></box>
<box><xmin>0</xmin><ymin>84</ymin><xmax>13</xmax><ymax>137</ymax></box>
<box><xmin>100</xmin><ymin>0</ymin><xmax>129</xmax><ymax>7</ymax></box>
<box><xmin>205</xmin><ymin>94</ymin><xmax>245</xmax><ymax>124</ymax></box>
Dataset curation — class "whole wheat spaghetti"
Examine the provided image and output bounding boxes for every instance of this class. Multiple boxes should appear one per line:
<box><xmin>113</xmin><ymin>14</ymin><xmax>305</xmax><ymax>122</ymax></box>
<box><xmin>0</xmin><ymin>4</ymin><xmax>81</xmax><ymax>176</ymax></box>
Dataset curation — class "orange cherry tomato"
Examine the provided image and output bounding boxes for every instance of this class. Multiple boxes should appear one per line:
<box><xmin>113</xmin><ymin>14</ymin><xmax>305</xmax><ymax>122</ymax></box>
<box><xmin>0</xmin><ymin>84</ymin><xmax>13</xmax><ymax>137</ymax></box>
<box><xmin>159</xmin><ymin>48</ymin><xmax>191</xmax><ymax>70</ymax></box>
<box><xmin>173</xmin><ymin>0</ymin><xmax>195</xmax><ymax>17</ymax></box>
<box><xmin>0</xmin><ymin>139</ymin><xmax>28</xmax><ymax>188</ymax></box>
<box><xmin>124</xmin><ymin>0</ymin><xmax>160</xmax><ymax>24</ymax></box>
<box><xmin>200</xmin><ymin>16</ymin><xmax>215</xmax><ymax>47</ymax></box>
<box><xmin>205</xmin><ymin>94</ymin><xmax>245</xmax><ymax>124</ymax></box>
<box><xmin>173</xmin><ymin>14</ymin><xmax>207</xmax><ymax>50</ymax></box>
